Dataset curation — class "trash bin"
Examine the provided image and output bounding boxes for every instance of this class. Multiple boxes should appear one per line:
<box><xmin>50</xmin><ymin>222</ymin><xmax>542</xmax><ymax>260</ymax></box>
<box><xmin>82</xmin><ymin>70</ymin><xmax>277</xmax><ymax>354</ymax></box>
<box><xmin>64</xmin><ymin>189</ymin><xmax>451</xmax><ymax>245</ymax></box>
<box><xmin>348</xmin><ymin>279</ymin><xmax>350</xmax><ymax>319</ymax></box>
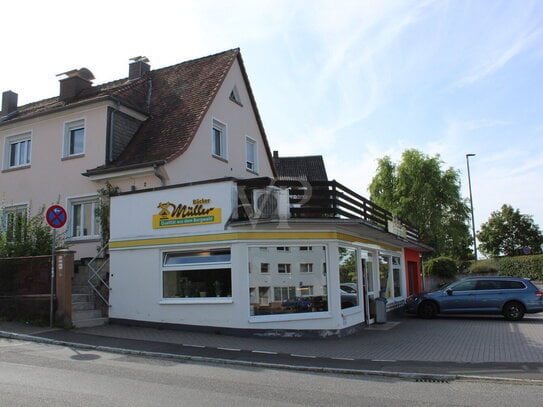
<box><xmin>375</xmin><ymin>297</ymin><xmax>387</xmax><ymax>324</ymax></box>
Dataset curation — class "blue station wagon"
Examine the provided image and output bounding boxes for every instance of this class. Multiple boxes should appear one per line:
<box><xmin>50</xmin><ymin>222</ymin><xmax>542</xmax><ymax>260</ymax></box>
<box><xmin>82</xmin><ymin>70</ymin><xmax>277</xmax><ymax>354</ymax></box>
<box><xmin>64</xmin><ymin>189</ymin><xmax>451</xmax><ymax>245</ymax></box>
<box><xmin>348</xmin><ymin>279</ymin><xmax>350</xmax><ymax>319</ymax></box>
<box><xmin>405</xmin><ymin>276</ymin><xmax>543</xmax><ymax>321</ymax></box>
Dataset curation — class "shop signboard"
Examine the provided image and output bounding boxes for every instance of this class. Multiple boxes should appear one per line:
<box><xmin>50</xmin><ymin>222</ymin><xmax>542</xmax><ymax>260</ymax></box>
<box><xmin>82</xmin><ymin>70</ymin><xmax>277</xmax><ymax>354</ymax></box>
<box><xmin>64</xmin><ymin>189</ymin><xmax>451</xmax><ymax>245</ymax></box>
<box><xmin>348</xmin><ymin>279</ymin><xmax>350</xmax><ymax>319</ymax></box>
<box><xmin>153</xmin><ymin>198</ymin><xmax>221</xmax><ymax>229</ymax></box>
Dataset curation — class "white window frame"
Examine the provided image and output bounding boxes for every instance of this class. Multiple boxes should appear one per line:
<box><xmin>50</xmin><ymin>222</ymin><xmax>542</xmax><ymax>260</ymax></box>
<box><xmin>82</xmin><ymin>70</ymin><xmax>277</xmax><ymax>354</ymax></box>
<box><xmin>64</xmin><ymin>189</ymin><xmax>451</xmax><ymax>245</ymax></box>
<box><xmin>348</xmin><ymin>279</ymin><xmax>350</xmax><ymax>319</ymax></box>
<box><xmin>379</xmin><ymin>251</ymin><xmax>405</xmax><ymax>301</ymax></box>
<box><xmin>245</xmin><ymin>136</ymin><xmax>258</xmax><ymax>173</ymax></box>
<box><xmin>274</xmin><ymin>286</ymin><xmax>296</xmax><ymax>302</ymax></box>
<box><xmin>278</xmin><ymin>263</ymin><xmax>291</xmax><ymax>274</ymax></box>
<box><xmin>62</xmin><ymin>119</ymin><xmax>86</xmax><ymax>158</ymax></box>
<box><xmin>161</xmin><ymin>246</ymin><xmax>233</xmax><ymax>304</ymax></box>
<box><xmin>211</xmin><ymin>118</ymin><xmax>227</xmax><ymax>161</ymax></box>
<box><xmin>1</xmin><ymin>203</ymin><xmax>29</xmax><ymax>237</ymax></box>
<box><xmin>67</xmin><ymin>195</ymin><xmax>100</xmax><ymax>240</ymax></box>
<box><xmin>3</xmin><ymin>132</ymin><xmax>32</xmax><ymax>170</ymax></box>
<box><xmin>300</xmin><ymin>263</ymin><xmax>313</xmax><ymax>273</ymax></box>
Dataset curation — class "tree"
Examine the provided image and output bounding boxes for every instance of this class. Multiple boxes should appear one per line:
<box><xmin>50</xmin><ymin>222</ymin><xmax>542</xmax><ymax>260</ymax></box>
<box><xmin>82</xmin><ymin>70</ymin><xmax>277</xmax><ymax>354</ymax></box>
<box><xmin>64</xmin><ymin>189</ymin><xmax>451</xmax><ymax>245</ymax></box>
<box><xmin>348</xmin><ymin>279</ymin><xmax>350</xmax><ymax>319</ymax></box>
<box><xmin>369</xmin><ymin>149</ymin><xmax>471</xmax><ymax>259</ymax></box>
<box><xmin>477</xmin><ymin>204</ymin><xmax>543</xmax><ymax>257</ymax></box>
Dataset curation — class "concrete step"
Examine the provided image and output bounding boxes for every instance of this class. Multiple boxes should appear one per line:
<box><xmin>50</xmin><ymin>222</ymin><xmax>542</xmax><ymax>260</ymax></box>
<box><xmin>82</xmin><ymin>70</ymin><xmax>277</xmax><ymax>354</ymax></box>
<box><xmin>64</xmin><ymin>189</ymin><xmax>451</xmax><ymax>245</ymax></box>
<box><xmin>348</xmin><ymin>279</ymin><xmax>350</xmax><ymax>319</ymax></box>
<box><xmin>72</xmin><ymin>301</ymin><xmax>95</xmax><ymax>311</ymax></box>
<box><xmin>72</xmin><ymin>293</ymin><xmax>90</xmax><ymax>303</ymax></box>
<box><xmin>73</xmin><ymin>309</ymin><xmax>103</xmax><ymax>321</ymax></box>
<box><xmin>73</xmin><ymin>269</ymin><xmax>89</xmax><ymax>281</ymax></box>
<box><xmin>72</xmin><ymin>317</ymin><xmax>108</xmax><ymax>328</ymax></box>
<box><xmin>72</xmin><ymin>285</ymin><xmax>89</xmax><ymax>295</ymax></box>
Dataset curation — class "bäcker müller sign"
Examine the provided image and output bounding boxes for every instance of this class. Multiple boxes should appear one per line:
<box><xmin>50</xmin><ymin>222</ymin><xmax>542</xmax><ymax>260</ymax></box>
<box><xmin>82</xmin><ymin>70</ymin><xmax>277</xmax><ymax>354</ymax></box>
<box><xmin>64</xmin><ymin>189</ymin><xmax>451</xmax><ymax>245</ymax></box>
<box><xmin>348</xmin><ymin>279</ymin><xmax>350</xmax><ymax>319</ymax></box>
<box><xmin>153</xmin><ymin>198</ymin><xmax>222</xmax><ymax>228</ymax></box>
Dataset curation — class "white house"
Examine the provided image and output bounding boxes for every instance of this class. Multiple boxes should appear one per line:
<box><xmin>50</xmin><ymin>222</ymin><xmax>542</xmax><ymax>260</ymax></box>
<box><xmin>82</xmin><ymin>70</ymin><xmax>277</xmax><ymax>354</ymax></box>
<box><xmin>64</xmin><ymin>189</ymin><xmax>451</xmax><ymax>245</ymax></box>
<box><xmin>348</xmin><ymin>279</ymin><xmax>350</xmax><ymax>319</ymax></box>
<box><xmin>0</xmin><ymin>49</ymin><xmax>275</xmax><ymax>259</ymax></box>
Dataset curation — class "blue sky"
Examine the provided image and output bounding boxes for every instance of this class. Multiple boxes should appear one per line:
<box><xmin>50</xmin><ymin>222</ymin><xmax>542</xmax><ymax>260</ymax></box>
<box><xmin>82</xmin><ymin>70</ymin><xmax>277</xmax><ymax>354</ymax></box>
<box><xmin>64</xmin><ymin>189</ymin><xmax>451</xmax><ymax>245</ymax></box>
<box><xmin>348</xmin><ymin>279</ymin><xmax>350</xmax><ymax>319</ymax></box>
<box><xmin>2</xmin><ymin>0</ymin><xmax>542</xmax><ymax>235</ymax></box>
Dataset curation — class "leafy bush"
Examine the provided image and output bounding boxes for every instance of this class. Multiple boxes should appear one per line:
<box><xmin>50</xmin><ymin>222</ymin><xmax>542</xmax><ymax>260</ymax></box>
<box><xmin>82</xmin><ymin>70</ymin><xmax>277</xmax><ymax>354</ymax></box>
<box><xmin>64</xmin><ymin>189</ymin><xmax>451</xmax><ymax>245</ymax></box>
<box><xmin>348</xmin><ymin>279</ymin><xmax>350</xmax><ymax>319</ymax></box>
<box><xmin>0</xmin><ymin>207</ymin><xmax>64</xmax><ymax>257</ymax></box>
<box><xmin>467</xmin><ymin>255</ymin><xmax>543</xmax><ymax>280</ymax></box>
<box><xmin>424</xmin><ymin>256</ymin><xmax>457</xmax><ymax>278</ymax></box>
<box><xmin>468</xmin><ymin>259</ymin><xmax>500</xmax><ymax>275</ymax></box>
<box><xmin>497</xmin><ymin>255</ymin><xmax>543</xmax><ymax>280</ymax></box>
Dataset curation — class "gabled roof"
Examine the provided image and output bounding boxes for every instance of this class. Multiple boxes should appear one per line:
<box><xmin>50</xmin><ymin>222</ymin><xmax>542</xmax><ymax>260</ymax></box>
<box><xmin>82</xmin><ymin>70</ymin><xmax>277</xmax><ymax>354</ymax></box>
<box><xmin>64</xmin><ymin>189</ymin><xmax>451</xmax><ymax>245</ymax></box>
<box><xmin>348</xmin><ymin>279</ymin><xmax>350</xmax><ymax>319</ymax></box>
<box><xmin>1</xmin><ymin>76</ymin><xmax>150</xmax><ymax>123</ymax></box>
<box><xmin>273</xmin><ymin>152</ymin><xmax>328</xmax><ymax>181</ymax></box>
<box><xmin>108</xmin><ymin>49</ymin><xmax>240</xmax><ymax>168</ymax></box>
<box><xmin>1</xmin><ymin>49</ymin><xmax>275</xmax><ymax>177</ymax></box>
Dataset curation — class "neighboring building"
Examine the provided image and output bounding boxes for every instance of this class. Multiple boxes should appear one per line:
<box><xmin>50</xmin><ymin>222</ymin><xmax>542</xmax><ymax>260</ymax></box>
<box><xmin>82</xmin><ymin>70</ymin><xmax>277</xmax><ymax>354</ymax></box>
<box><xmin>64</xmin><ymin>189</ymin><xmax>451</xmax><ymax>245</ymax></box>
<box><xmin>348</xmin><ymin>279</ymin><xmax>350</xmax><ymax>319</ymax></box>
<box><xmin>0</xmin><ymin>49</ymin><xmax>275</xmax><ymax>259</ymax></box>
<box><xmin>272</xmin><ymin>150</ymin><xmax>328</xmax><ymax>181</ymax></box>
<box><xmin>109</xmin><ymin>176</ymin><xmax>431</xmax><ymax>335</ymax></box>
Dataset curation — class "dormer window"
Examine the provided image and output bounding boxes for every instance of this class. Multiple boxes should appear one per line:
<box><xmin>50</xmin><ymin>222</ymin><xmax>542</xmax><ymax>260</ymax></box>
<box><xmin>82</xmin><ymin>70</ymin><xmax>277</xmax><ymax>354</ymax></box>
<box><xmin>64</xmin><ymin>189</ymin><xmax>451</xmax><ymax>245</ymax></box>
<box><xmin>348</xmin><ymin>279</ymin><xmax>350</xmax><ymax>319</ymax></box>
<box><xmin>63</xmin><ymin>119</ymin><xmax>85</xmax><ymax>158</ymax></box>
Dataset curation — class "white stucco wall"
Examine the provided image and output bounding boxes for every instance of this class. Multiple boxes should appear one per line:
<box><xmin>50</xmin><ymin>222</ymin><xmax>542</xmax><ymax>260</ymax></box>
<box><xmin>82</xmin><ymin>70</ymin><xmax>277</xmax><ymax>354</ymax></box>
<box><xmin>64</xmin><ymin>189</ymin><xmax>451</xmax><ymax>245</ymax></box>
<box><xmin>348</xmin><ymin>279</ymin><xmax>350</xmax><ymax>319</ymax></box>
<box><xmin>108</xmin><ymin>181</ymin><xmax>371</xmax><ymax>333</ymax></box>
<box><xmin>0</xmin><ymin>102</ymin><xmax>116</xmax><ymax>258</ymax></box>
<box><xmin>164</xmin><ymin>58</ymin><xmax>274</xmax><ymax>184</ymax></box>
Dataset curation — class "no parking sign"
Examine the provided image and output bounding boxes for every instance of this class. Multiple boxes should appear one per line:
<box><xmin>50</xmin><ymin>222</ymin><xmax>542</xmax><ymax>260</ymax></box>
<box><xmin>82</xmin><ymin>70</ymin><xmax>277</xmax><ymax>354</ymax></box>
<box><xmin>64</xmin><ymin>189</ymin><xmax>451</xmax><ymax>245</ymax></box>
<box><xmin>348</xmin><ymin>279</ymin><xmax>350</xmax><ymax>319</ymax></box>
<box><xmin>45</xmin><ymin>205</ymin><xmax>67</xmax><ymax>229</ymax></box>
<box><xmin>45</xmin><ymin>205</ymin><xmax>68</xmax><ymax>328</ymax></box>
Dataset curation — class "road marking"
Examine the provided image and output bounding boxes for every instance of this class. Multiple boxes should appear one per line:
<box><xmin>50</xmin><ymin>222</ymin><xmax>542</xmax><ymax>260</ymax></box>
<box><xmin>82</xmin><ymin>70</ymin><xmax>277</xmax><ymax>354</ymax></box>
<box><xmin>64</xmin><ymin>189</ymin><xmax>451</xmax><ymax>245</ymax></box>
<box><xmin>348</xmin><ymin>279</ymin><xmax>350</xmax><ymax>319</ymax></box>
<box><xmin>252</xmin><ymin>350</ymin><xmax>278</xmax><ymax>355</ymax></box>
<box><xmin>330</xmin><ymin>357</ymin><xmax>355</xmax><ymax>361</ymax></box>
<box><xmin>217</xmin><ymin>347</ymin><xmax>241</xmax><ymax>352</ymax></box>
<box><xmin>291</xmin><ymin>354</ymin><xmax>317</xmax><ymax>359</ymax></box>
<box><xmin>372</xmin><ymin>359</ymin><xmax>397</xmax><ymax>362</ymax></box>
<box><xmin>183</xmin><ymin>344</ymin><xmax>205</xmax><ymax>348</ymax></box>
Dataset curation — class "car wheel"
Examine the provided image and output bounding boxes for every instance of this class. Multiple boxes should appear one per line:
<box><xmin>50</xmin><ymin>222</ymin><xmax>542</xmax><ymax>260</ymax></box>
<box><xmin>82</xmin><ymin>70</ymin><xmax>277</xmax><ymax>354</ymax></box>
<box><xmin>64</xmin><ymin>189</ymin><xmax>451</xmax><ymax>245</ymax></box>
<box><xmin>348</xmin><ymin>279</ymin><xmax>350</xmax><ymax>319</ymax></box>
<box><xmin>417</xmin><ymin>301</ymin><xmax>438</xmax><ymax>318</ymax></box>
<box><xmin>503</xmin><ymin>301</ymin><xmax>525</xmax><ymax>321</ymax></box>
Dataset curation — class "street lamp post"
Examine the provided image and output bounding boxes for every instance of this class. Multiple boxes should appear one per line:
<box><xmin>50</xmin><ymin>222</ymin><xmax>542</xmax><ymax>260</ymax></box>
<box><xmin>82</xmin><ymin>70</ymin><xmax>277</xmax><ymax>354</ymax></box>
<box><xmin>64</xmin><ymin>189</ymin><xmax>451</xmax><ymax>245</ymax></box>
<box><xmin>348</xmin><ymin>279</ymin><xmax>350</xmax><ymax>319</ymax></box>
<box><xmin>466</xmin><ymin>154</ymin><xmax>477</xmax><ymax>260</ymax></box>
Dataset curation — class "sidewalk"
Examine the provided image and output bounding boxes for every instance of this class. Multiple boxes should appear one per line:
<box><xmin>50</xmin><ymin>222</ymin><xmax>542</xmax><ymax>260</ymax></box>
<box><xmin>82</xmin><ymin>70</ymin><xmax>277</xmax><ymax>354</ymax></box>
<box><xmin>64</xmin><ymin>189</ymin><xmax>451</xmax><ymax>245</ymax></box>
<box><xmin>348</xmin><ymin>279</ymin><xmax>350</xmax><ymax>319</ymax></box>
<box><xmin>1</xmin><ymin>313</ymin><xmax>543</xmax><ymax>382</ymax></box>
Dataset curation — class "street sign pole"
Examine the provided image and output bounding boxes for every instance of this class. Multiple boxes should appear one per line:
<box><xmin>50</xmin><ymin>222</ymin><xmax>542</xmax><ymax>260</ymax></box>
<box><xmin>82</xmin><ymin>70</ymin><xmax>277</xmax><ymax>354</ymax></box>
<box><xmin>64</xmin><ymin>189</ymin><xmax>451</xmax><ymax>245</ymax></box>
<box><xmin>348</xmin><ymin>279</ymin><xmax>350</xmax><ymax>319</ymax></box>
<box><xmin>50</xmin><ymin>228</ymin><xmax>56</xmax><ymax>328</ymax></box>
<box><xmin>45</xmin><ymin>205</ymin><xmax>67</xmax><ymax>328</ymax></box>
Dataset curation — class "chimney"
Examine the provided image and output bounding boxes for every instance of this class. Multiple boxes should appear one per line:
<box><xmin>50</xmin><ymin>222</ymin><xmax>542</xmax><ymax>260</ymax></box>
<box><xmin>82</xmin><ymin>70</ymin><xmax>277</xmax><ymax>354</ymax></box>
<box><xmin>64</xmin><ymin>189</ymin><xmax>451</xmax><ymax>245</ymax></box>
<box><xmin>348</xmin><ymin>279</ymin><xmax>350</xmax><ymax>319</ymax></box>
<box><xmin>57</xmin><ymin>68</ymin><xmax>95</xmax><ymax>102</ymax></box>
<box><xmin>1</xmin><ymin>90</ymin><xmax>18</xmax><ymax>116</ymax></box>
<box><xmin>273</xmin><ymin>150</ymin><xmax>279</xmax><ymax>159</ymax></box>
<box><xmin>129</xmin><ymin>56</ymin><xmax>150</xmax><ymax>80</ymax></box>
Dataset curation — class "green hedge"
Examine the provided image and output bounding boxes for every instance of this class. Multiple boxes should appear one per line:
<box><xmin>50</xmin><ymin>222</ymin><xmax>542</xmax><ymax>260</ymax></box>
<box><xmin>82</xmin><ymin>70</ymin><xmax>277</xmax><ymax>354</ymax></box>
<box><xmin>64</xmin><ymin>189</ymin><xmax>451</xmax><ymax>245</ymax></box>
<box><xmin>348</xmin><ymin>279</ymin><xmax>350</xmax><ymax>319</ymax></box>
<box><xmin>468</xmin><ymin>254</ymin><xmax>543</xmax><ymax>280</ymax></box>
<box><xmin>468</xmin><ymin>259</ymin><xmax>500</xmax><ymax>275</ymax></box>
<box><xmin>497</xmin><ymin>255</ymin><xmax>543</xmax><ymax>280</ymax></box>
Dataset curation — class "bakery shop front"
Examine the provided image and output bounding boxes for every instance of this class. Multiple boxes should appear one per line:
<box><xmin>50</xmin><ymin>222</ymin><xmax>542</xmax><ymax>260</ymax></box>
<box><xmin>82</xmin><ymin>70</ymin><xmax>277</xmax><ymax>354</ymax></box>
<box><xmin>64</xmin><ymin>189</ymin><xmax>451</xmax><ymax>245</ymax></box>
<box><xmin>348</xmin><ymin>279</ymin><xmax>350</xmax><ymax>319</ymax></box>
<box><xmin>108</xmin><ymin>177</ymin><xmax>430</xmax><ymax>336</ymax></box>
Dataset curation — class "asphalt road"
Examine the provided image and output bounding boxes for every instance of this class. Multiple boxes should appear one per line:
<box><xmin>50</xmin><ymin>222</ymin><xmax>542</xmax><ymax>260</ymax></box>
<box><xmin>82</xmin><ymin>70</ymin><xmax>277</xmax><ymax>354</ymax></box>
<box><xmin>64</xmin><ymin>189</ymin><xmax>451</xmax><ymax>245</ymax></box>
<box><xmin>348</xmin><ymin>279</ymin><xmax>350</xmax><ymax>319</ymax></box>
<box><xmin>1</xmin><ymin>338</ymin><xmax>542</xmax><ymax>407</ymax></box>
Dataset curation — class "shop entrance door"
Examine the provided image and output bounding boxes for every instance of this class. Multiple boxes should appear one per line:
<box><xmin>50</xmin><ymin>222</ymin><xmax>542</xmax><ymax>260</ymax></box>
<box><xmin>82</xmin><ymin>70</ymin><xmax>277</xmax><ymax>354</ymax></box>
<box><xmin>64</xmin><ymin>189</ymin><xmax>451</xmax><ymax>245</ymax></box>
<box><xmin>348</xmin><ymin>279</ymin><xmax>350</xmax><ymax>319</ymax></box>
<box><xmin>361</xmin><ymin>251</ymin><xmax>377</xmax><ymax>325</ymax></box>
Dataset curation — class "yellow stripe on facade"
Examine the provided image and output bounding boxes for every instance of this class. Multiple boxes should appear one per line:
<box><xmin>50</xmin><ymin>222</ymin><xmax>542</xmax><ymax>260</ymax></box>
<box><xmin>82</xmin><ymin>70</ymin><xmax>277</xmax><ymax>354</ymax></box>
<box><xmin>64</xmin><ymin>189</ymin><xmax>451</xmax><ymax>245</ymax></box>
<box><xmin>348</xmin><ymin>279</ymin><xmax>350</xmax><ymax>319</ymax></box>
<box><xmin>109</xmin><ymin>231</ymin><xmax>400</xmax><ymax>251</ymax></box>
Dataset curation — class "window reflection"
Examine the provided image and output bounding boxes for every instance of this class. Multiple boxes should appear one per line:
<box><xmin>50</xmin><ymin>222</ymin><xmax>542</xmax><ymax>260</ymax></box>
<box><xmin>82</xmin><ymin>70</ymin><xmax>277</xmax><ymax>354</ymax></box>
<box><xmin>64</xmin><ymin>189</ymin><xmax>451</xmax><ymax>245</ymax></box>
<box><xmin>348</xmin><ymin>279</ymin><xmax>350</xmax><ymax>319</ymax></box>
<box><xmin>339</xmin><ymin>247</ymin><xmax>359</xmax><ymax>309</ymax></box>
<box><xmin>249</xmin><ymin>246</ymin><xmax>328</xmax><ymax>315</ymax></box>
<box><xmin>379</xmin><ymin>255</ymin><xmax>403</xmax><ymax>299</ymax></box>
<box><xmin>163</xmin><ymin>249</ymin><xmax>232</xmax><ymax>298</ymax></box>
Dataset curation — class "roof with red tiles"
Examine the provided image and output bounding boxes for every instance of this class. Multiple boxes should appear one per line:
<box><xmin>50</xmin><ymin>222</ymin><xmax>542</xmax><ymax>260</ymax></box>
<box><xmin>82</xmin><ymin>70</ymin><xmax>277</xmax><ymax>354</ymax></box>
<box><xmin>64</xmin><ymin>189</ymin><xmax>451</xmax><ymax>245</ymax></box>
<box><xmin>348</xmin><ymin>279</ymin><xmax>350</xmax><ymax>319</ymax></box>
<box><xmin>1</xmin><ymin>49</ymin><xmax>275</xmax><ymax>176</ymax></box>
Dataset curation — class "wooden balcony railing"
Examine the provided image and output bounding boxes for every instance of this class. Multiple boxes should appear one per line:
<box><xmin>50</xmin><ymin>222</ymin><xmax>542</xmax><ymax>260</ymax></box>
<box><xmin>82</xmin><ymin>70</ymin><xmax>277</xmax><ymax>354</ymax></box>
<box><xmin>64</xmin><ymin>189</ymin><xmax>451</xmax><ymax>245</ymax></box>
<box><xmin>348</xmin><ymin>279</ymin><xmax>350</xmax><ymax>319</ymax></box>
<box><xmin>236</xmin><ymin>178</ymin><xmax>419</xmax><ymax>241</ymax></box>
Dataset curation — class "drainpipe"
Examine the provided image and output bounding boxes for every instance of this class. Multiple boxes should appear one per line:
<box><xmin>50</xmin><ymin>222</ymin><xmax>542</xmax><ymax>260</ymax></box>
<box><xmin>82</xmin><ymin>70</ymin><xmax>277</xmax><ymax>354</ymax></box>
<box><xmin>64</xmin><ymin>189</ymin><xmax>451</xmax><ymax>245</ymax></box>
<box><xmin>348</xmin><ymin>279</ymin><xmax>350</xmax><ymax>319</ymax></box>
<box><xmin>420</xmin><ymin>253</ymin><xmax>426</xmax><ymax>292</ymax></box>
<box><xmin>153</xmin><ymin>163</ymin><xmax>166</xmax><ymax>186</ymax></box>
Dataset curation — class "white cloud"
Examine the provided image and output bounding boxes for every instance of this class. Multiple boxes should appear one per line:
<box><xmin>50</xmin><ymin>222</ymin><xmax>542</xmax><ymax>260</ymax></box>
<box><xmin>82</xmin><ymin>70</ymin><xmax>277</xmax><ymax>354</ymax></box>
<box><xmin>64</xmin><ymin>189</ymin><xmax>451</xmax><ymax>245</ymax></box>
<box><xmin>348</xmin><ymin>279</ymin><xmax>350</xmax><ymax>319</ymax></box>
<box><xmin>455</xmin><ymin>23</ymin><xmax>543</xmax><ymax>87</ymax></box>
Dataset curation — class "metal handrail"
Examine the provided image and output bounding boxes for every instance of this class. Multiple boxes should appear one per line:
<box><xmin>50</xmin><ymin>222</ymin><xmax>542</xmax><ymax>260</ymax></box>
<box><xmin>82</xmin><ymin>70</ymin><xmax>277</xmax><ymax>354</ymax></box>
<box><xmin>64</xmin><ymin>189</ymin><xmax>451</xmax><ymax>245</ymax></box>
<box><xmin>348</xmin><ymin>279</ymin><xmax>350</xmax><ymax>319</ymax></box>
<box><xmin>87</xmin><ymin>244</ymin><xmax>110</xmax><ymax>307</ymax></box>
